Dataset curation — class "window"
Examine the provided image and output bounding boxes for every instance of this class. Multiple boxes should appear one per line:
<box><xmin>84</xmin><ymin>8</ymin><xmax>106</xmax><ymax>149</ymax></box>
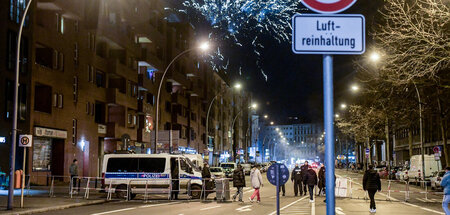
<box><xmin>180</xmin><ymin>158</ymin><xmax>191</xmax><ymax>173</ymax></box>
<box><xmin>128</xmin><ymin>81</ymin><xmax>137</xmax><ymax>98</ymax></box>
<box><xmin>72</xmin><ymin>119</ymin><xmax>77</xmax><ymax>144</ymax></box>
<box><xmin>5</xmin><ymin>80</ymin><xmax>13</xmax><ymax>119</ymax></box>
<box><xmin>32</xmin><ymin>137</ymin><xmax>51</xmax><ymax>171</ymax></box>
<box><xmin>57</xmin><ymin>94</ymin><xmax>63</xmax><ymax>108</ymax></box>
<box><xmin>9</xmin><ymin>0</ymin><xmax>29</xmax><ymax>25</ymax></box>
<box><xmin>73</xmin><ymin>43</ymin><xmax>78</xmax><ymax>65</ymax></box>
<box><xmin>34</xmin><ymin>85</ymin><xmax>52</xmax><ymax>113</ymax></box>
<box><xmin>191</xmin><ymin>112</ymin><xmax>197</xmax><ymax>121</ymax></box>
<box><xmin>165</xmin><ymin>101</ymin><xmax>171</xmax><ymax>112</ymax></box>
<box><xmin>74</xmin><ymin>20</ymin><xmax>79</xmax><ymax>32</ymax></box>
<box><xmin>35</xmin><ymin>44</ymin><xmax>55</xmax><ymax>69</ymax></box>
<box><xmin>60</xmin><ymin>16</ymin><xmax>64</xmax><ymax>34</ymax></box>
<box><xmin>95</xmin><ymin>70</ymin><xmax>105</xmax><ymax>87</ymax></box>
<box><xmin>95</xmin><ymin>102</ymin><xmax>105</xmax><ymax>123</ymax></box>
<box><xmin>106</xmin><ymin>158</ymin><xmax>165</xmax><ymax>173</ymax></box>
<box><xmin>87</xmin><ymin>65</ymin><xmax>94</xmax><ymax>82</ymax></box>
<box><xmin>146</xmin><ymin>93</ymin><xmax>154</xmax><ymax>105</ymax></box>
<box><xmin>73</xmin><ymin>76</ymin><xmax>78</xmax><ymax>102</ymax></box>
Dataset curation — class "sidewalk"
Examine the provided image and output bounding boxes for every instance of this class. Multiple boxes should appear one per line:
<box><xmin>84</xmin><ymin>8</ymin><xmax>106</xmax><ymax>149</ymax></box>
<box><xmin>0</xmin><ymin>192</ymin><xmax>107</xmax><ymax>215</ymax></box>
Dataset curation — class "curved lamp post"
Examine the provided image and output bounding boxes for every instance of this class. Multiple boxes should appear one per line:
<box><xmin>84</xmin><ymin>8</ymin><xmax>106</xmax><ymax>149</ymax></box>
<box><xmin>154</xmin><ymin>42</ymin><xmax>209</xmax><ymax>153</ymax></box>
<box><xmin>230</xmin><ymin>103</ymin><xmax>257</xmax><ymax>161</ymax></box>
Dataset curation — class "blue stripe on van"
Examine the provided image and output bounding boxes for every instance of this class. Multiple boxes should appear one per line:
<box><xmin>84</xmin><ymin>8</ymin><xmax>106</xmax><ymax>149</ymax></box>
<box><xmin>180</xmin><ymin>174</ymin><xmax>202</xmax><ymax>180</ymax></box>
<box><xmin>105</xmin><ymin>172</ymin><xmax>170</xmax><ymax>179</ymax></box>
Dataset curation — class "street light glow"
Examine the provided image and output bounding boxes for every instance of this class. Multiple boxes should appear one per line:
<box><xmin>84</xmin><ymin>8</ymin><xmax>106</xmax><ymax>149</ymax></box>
<box><xmin>370</xmin><ymin>52</ymin><xmax>380</xmax><ymax>62</ymax></box>
<box><xmin>335</xmin><ymin>114</ymin><xmax>340</xmax><ymax>118</ymax></box>
<box><xmin>341</xmin><ymin>103</ymin><xmax>347</xmax><ymax>109</ymax></box>
<box><xmin>270</xmin><ymin>121</ymin><xmax>274</xmax><ymax>125</ymax></box>
<box><xmin>264</xmin><ymin>115</ymin><xmax>268</xmax><ymax>119</ymax></box>
<box><xmin>234</xmin><ymin>83</ymin><xmax>242</xmax><ymax>89</ymax></box>
<box><xmin>199</xmin><ymin>41</ymin><xmax>210</xmax><ymax>51</ymax></box>
<box><xmin>275</xmin><ymin>128</ymin><xmax>279</xmax><ymax>131</ymax></box>
<box><xmin>251</xmin><ymin>103</ymin><xmax>257</xmax><ymax>109</ymax></box>
<box><xmin>351</xmin><ymin>84</ymin><xmax>359</xmax><ymax>92</ymax></box>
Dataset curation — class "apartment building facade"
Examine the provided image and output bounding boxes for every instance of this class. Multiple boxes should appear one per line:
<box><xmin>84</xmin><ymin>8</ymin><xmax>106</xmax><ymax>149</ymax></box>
<box><xmin>0</xmin><ymin>0</ymin><xmax>252</xmax><ymax>182</ymax></box>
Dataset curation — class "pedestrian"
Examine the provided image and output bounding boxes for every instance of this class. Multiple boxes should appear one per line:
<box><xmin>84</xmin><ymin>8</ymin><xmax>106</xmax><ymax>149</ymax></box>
<box><xmin>201</xmin><ymin>162</ymin><xmax>212</xmax><ymax>199</ymax></box>
<box><xmin>318</xmin><ymin>164</ymin><xmax>325</xmax><ymax>196</ymax></box>
<box><xmin>303</xmin><ymin>165</ymin><xmax>317</xmax><ymax>203</ymax></box>
<box><xmin>300</xmin><ymin>161</ymin><xmax>309</xmax><ymax>195</ymax></box>
<box><xmin>69</xmin><ymin>159</ymin><xmax>79</xmax><ymax>194</ymax></box>
<box><xmin>249</xmin><ymin>165</ymin><xmax>263</xmax><ymax>203</ymax></box>
<box><xmin>440</xmin><ymin>166</ymin><xmax>450</xmax><ymax>215</ymax></box>
<box><xmin>278</xmin><ymin>184</ymin><xmax>285</xmax><ymax>196</ymax></box>
<box><xmin>291</xmin><ymin>163</ymin><xmax>303</xmax><ymax>196</ymax></box>
<box><xmin>363</xmin><ymin>164</ymin><xmax>381</xmax><ymax>213</ymax></box>
<box><xmin>171</xmin><ymin>158</ymin><xmax>179</xmax><ymax>200</ymax></box>
<box><xmin>232</xmin><ymin>164</ymin><xmax>246</xmax><ymax>202</ymax></box>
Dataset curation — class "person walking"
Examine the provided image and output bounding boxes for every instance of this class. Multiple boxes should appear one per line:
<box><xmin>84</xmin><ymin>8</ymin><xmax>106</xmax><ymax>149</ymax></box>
<box><xmin>363</xmin><ymin>164</ymin><xmax>381</xmax><ymax>213</ymax></box>
<box><xmin>291</xmin><ymin>163</ymin><xmax>303</xmax><ymax>196</ymax></box>
<box><xmin>249</xmin><ymin>165</ymin><xmax>263</xmax><ymax>203</ymax></box>
<box><xmin>303</xmin><ymin>165</ymin><xmax>317</xmax><ymax>202</ymax></box>
<box><xmin>232</xmin><ymin>164</ymin><xmax>246</xmax><ymax>202</ymax></box>
<box><xmin>69</xmin><ymin>159</ymin><xmax>79</xmax><ymax>194</ymax></box>
<box><xmin>318</xmin><ymin>164</ymin><xmax>325</xmax><ymax>196</ymax></box>
<box><xmin>440</xmin><ymin>167</ymin><xmax>450</xmax><ymax>215</ymax></box>
<box><xmin>278</xmin><ymin>184</ymin><xmax>285</xmax><ymax>196</ymax></box>
<box><xmin>300</xmin><ymin>161</ymin><xmax>309</xmax><ymax>195</ymax></box>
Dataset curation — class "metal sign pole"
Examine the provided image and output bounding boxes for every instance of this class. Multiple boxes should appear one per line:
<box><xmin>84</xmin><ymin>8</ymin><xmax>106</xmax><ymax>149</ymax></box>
<box><xmin>276</xmin><ymin>164</ymin><xmax>280</xmax><ymax>215</ymax></box>
<box><xmin>323</xmin><ymin>54</ymin><xmax>335</xmax><ymax>215</ymax></box>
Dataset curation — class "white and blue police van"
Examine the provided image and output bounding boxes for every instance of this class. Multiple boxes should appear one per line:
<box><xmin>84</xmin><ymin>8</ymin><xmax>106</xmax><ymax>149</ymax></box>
<box><xmin>102</xmin><ymin>153</ymin><xmax>203</xmax><ymax>199</ymax></box>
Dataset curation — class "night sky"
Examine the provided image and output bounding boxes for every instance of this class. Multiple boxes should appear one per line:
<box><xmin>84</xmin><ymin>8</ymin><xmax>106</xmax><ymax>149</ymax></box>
<box><xmin>173</xmin><ymin>0</ymin><xmax>384</xmax><ymax>123</ymax></box>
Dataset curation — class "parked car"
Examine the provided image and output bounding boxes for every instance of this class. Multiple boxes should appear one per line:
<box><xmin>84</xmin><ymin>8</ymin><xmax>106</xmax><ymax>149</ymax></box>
<box><xmin>431</xmin><ymin>170</ymin><xmax>446</xmax><ymax>190</ymax></box>
<box><xmin>210</xmin><ymin>167</ymin><xmax>225</xmax><ymax>179</ymax></box>
<box><xmin>220</xmin><ymin>162</ymin><xmax>237</xmax><ymax>179</ymax></box>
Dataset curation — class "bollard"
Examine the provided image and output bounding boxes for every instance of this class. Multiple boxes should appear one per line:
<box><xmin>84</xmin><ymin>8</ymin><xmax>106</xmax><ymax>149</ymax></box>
<box><xmin>107</xmin><ymin>180</ymin><xmax>112</xmax><ymax>201</ymax></box>
<box><xmin>425</xmin><ymin>181</ymin><xmax>428</xmax><ymax>200</ymax></box>
<box><xmin>84</xmin><ymin>178</ymin><xmax>90</xmax><ymax>199</ymax></box>
<box><xmin>144</xmin><ymin>180</ymin><xmax>148</xmax><ymax>203</ymax></box>
<box><xmin>200</xmin><ymin>179</ymin><xmax>206</xmax><ymax>200</ymax></box>
<box><xmin>26</xmin><ymin>175</ymin><xmax>31</xmax><ymax>196</ymax></box>
<box><xmin>49</xmin><ymin>176</ymin><xmax>55</xmax><ymax>197</ymax></box>
<box><xmin>70</xmin><ymin>177</ymin><xmax>73</xmax><ymax>198</ymax></box>
<box><xmin>349</xmin><ymin>178</ymin><xmax>353</xmax><ymax>199</ymax></box>
<box><xmin>404</xmin><ymin>181</ymin><xmax>410</xmax><ymax>202</ymax></box>
<box><xmin>387</xmin><ymin>181</ymin><xmax>391</xmax><ymax>201</ymax></box>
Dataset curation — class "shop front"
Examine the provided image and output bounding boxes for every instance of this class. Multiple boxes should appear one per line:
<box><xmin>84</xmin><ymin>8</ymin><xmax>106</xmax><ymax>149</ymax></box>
<box><xmin>32</xmin><ymin>127</ymin><xmax>67</xmax><ymax>184</ymax></box>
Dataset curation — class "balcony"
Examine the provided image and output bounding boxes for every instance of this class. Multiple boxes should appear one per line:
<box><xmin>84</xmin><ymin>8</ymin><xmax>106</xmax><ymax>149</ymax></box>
<box><xmin>107</xmin><ymin>59</ymin><xmax>138</xmax><ymax>82</ymax></box>
<box><xmin>106</xmin><ymin>122</ymin><xmax>137</xmax><ymax>140</ymax></box>
<box><xmin>106</xmin><ymin>88</ymin><xmax>138</xmax><ymax>110</ymax></box>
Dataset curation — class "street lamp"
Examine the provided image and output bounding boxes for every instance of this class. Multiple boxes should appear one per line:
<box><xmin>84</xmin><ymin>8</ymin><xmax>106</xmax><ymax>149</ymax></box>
<box><xmin>335</xmin><ymin>114</ymin><xmax>340</xmax><ymax>118</ymax></box>
<box><xmin>206</xmin><ymin>82</ymin><xmax>241</xmax><ymax>165</ymax></box>
<box><xmin>340</xmin><ymin>103</ymin><xmax>347</xmax><ymax>109</ymax></box>
<box><xmin>264</xmin><ymin>115</ymin><xmax>268</xmax><ymax>119</ymax></box>
<box><xmin>370</xmin><ymin>52</ymin><xmax>381</xmax><ymax>62</ymax></box>
<box><xmin>351</xmin><ymin>84</ymin><xmax>359</xmax><ymax>92</ymax></box>
<box><xmin>230</xmin><ymin>103</ymin><xmax>257</xmax><ymax>161</ymax></box>
<box><xmin>270</xmin><ymin>121</ymin><xmax>274</xmax><ymax>125</ymax></box>
<box><xmin>155</xmin><ymin>41</ymin><xmax>210</xmax><ymax>153</ymax></box>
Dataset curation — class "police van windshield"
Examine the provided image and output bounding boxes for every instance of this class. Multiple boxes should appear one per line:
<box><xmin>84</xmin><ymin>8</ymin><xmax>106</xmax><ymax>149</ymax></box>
<box><xmin>107</xmin><ymin>158</ymin><xmax>165</xmax><ymax>173</ymax></box>
<box><xmin>220</xmin><ymin>164</ymin><xmax>235</xmax><ymax>169</ymax></box>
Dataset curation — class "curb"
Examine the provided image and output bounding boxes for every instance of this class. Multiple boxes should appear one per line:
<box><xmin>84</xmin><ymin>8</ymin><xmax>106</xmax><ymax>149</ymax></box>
<box><xmin>1</xmin><ymin>199</ymin><xmax>107</xmax><ymax>215</ymax></box>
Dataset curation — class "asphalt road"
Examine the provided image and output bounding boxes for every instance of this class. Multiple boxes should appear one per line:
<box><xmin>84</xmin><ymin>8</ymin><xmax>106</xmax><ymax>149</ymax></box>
<box><xmin>40</xmin><ymin>169</ymin><xmax>447</xmax><ymax>215</ymax></box>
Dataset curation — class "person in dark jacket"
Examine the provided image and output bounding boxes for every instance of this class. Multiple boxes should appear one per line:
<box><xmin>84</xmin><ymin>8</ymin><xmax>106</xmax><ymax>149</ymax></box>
<box><xmin>171</xmin><ymin>158</ymin><xmax>179</xmax><ymax>200</ymax></box>
<box><xmin>300</xmin><ymin>161</ymin><xmax>309</xmax><ymax>195</ymax></box>
<box><xmin>363</xmin><ymin>164</ymin><xmax>381</xmax><ymax>213</ymax></box>
<box><xmin>69</xmin><ymin>159</ymin><xmax>79</xmax><ymax>194</ymax></box>
<box><xmin>291</xmin><ymin>163</ymin><xmax>303</xmax><ymax>196</ymax></box>
<box><xmin>303</xmin><ymin>165</ymin><xmax>318</xmax><ymax>202</ymax></box>
<box><xmin>318</xmin><ymin>164</ymin><xmax>325</xmax><ymax>196</ymax></box>
<box><xmin>232</xmin><ymin>164</ymin><xmax>246</xmax><ymax>202</ymax></box>
<box><xmin>202</xmin><ymin>163</ymin><xmax>213</xmax><ymax>199</ymax></box>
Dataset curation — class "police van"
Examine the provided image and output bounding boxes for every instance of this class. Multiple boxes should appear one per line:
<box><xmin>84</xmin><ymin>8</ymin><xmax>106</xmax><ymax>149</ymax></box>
<box><xmin>102</xmin><ymin>153</ymin><xmax>203</xmax><ymax>199</ymax></box>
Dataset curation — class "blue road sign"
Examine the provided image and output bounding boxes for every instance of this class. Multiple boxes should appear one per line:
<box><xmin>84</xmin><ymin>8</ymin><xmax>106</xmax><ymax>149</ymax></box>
<box><xmin>267</xmin><ymin>163</ymin><xmax>289</xmax><ymax>186</ymax></box>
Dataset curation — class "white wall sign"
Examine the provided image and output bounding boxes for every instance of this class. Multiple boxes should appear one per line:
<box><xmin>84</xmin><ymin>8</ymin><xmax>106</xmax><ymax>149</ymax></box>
<box><xmin>34</xmin><ymin>127</ymin><xmax>68</xmax><ymax>139</ymax></box>
<box><xmin>0</xmin><ymin>137</ymin><xmax>5</xmax><ymax>143</ymax></box>
<box><xmin>292</xmin><ymin>14</ymin><xmax>365</xmax><ymax>55</ymax></box>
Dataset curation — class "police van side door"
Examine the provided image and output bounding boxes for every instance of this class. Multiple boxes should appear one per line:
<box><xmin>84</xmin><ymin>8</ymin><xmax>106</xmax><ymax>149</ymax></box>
<box><xmin>179</xmin><ymin>158</ymin><xmax>194</xmax><ymax>190</ymax></box>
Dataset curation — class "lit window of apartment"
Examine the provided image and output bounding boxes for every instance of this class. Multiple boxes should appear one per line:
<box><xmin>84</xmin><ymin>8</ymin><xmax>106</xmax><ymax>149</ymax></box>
<box><xmin>72</xmin><ymin>119</ymin><xmax>77</xmax><ymax>144</ymax></box>
<box><xmin>73</xmin><ymin>76</ymin><xmax>78</xmax><ymax>102</ymax></box>
<box><xmin>9</xmin><ymin>0</ymin><xmax>29</xmax><ymax>25</ymax></box>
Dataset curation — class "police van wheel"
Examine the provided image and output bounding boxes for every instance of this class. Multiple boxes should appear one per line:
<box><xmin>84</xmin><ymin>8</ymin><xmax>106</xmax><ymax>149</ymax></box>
<box><xmin>191</xmin><ymin>185</ymin><xmax>202</xmax><ymax>199</ymax></box>
<box><xmin>115</xmin><ymin>184</ymin><xmax>127</xmax><ymax>199</ymax></box>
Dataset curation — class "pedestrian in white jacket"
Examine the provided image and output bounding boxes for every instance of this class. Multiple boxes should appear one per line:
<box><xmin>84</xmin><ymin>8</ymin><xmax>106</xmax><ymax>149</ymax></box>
<box><xmin>249</xmin><ymin>165</ymin><xmax>263</xmax><ymax>203</ymax></box>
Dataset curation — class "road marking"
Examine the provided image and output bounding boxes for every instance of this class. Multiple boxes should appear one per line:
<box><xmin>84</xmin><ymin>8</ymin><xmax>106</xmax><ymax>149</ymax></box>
<box><xmin>311</xmin><ymin>201</ymin><xmax>315</xmax><ymax>215</ymax></box>
<box><xmin>268</xmin><ymin>196</ymin><xmax>309</xmax><ymax>215</ymax></box>
<box><xmin>200</xmin><ymin>205</ymin><xmax>221</xmax><ymax>211</ymax></box>
<box><xmin>336</xmin><ymin>207</ymin><xmax>345</xmax><ymax>215</ymax></box>
<box><xmin>337</xmin><ymin>173</ymin><xmax>445</xmax><ymax>215</ymax></box>
<box><xmin>91</xmin><ymin>202</ymin><xmax>176</xmax><ymax>215</ymax></box>
<box><xmin>236</xmin><ymin>205</ymin><xmax>252</xmax><ymax>212</ymax></box>
<box><xmin>91</xmin><ymin>208</ymin><xmax>137</xmax><ymax>215</ymax></box>
<box><xmin>244</xmin><ymin>189</ymin><xmax>255</xmax><ymax>194</ymax></box>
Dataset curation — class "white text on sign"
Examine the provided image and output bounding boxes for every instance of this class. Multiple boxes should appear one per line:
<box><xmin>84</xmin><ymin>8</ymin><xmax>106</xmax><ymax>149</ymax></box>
<box><xmin>292</xmin><ymin>14</ymin><xmax>365</xmax><ymax>55</ymax></box>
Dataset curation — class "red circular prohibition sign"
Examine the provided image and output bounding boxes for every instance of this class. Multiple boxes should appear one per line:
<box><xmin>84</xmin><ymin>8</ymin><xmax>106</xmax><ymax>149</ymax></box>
<box><xmin>302</xmin><ymin>0</ymin><xmax>357</xmax><ymax>13</ymax></box>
